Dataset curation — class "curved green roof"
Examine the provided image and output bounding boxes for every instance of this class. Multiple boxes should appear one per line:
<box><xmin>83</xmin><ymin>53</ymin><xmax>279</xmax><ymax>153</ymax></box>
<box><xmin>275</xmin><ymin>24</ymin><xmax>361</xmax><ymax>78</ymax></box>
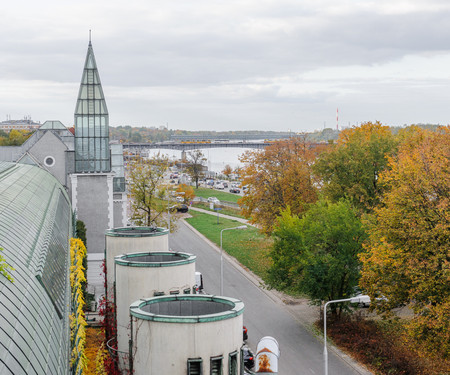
<box><xmin>106</xmin><ymin>226</ymin><xmax>168</xmax><ymax>238</ymax></box>
<box><xmin>130</xmin><ymin>295</ymin><xmax>244</xmax><ymax>324</ymax></box>
<box><xmin>0</xmin><ymin>162</ymin><xmax>72</xmax><ymax>375</ymax></box>
<box><xmin>115</xmin><ymin>251</ymin><xmax>196</xmax><ymax>268</ymax></box>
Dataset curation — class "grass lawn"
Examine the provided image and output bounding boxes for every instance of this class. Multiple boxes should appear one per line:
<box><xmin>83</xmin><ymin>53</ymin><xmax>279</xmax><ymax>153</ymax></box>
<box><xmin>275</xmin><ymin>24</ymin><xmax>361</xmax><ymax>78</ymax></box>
<box><xmin>194</xmin><ymin>187</ymin><xmax>242</xmax><ymax>204</ymax></box>
<box><xmin>185</xmin><ymin>210</ymin><xmax>272</xmax><ymax>281</ymax></box>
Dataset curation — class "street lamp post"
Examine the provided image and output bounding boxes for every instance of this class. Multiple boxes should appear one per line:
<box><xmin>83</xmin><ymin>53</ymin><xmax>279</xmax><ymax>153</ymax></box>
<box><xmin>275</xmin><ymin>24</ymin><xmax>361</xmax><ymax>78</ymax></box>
<box><xmin>323</xmin><ymin>295</ymin><xmax>370</xmax><ymax>375</ymax></box>
<box><xmin>220</xmin><ymin>225</ymin><xmax>247</xmax><ymax>295</ymax></box>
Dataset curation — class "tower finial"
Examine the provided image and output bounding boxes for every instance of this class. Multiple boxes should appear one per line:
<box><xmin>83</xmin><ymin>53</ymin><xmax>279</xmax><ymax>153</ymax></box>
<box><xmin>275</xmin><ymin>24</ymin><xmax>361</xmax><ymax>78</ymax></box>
<box><xmin>89</xmin><ymin>29</ymin><xmax>92</xmax><ymax>45</ymax></box>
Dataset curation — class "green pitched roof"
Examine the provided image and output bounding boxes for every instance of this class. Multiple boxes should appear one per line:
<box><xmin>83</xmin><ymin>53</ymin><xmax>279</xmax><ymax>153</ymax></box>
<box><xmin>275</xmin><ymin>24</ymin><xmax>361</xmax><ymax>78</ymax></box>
<box><xmin>0</xmin><ymin>162</ymin><xmax>72</xmax><ymax>375</ymax></box>
<box><xmin>39</xmin><ymin>121</ymin><xmax>67</xmax><ymax>130</ymax></box>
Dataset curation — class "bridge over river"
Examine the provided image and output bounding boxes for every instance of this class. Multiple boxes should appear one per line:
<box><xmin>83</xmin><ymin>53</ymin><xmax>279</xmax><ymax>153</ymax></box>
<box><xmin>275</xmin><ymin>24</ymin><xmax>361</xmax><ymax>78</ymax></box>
<box><xmin>122</xmin><ymin>141</ymin><xmax>269</xmax><ymax>153</ymax></box>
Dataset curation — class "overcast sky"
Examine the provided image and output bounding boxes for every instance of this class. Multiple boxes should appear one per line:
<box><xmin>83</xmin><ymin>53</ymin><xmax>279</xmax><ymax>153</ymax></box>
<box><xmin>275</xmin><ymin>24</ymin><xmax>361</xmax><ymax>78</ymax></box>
<box><xmin>2</xmin><ymin>0</ymin><xmax>450</xmax><ymax>132</ymax></box>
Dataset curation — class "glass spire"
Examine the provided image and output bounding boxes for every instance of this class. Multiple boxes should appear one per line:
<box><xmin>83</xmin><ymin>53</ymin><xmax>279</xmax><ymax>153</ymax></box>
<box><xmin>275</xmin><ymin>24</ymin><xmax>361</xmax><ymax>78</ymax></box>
<box><xmin>74</xmin><ymin>40</ymin><xmax>111</xmax><ymax>172</ymax></box>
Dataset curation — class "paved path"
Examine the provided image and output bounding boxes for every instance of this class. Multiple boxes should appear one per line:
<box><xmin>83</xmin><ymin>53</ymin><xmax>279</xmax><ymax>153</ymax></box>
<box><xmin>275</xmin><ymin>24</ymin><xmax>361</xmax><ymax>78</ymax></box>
<box><xmin>189</xmin><ymin>205</ymin><xmax>255</xmax><ymax>225</ymax></box>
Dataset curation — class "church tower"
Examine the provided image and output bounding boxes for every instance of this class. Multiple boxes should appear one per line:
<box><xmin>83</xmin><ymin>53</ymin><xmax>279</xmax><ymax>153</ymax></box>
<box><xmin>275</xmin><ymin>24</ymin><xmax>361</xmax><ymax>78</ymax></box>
<box><xmin>74</xmin><ymin>38</ymin><xmax>111</xmax><ymax>173</ymax></box>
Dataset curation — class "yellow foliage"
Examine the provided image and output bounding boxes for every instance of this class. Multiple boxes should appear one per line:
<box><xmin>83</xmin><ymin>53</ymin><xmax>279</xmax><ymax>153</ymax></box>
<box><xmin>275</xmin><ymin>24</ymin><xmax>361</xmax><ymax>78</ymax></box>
<box><xmin>176</xmin><ymin>184</ymin><xmax>195</xmax><ymax>203</ymax></box>
<box><xmin>360</xmin><ymin>127</ymin><xmax>450</xmax><ymax>357</ymax></box>
<box><xmin>94</xmin><ymin>343</ymin><xmax>109</xmax><ymax>375</ymax></box>
<box><xmin>70</xmin><ymin>237</ymin><xmax>88</xmax><ymax>373</ymax></box>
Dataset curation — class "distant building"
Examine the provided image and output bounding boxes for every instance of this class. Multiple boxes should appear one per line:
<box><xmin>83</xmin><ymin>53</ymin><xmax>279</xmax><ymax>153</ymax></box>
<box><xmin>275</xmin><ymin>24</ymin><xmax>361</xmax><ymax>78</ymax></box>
<box><xmin>0</xmin><ymin>161</ymin><xmax>71</xmax><ymax>374</ymax></box>
<box><xmin>0</xmin><ymin>117</ymin><xmax>41</xmax><ymax>132</ymax></box>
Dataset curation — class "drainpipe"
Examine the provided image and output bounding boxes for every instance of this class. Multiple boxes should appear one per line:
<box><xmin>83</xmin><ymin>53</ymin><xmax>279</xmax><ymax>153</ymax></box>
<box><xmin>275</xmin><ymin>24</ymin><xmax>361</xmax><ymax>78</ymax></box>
<box><xmin>129</xmin><ymin>315</ymin><xmax>133</xmax><ymax>373</ymax></box>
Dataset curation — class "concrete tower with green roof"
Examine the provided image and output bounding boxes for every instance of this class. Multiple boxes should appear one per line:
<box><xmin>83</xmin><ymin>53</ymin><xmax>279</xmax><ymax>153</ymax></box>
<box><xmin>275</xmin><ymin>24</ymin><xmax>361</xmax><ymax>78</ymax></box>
<box><xmin>74</xmin><ymin>37</ymin><xmax>110</xmax><ymax>173</ymax></box>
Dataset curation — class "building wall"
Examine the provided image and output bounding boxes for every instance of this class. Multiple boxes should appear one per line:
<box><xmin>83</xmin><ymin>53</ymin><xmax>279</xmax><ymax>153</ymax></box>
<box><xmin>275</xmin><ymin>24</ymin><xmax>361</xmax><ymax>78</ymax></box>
<box><xmin>113</xmin><ymin>194</ymin><xmax>127</xmax><ymax>228</ymax></box>
<box><xmin>132</xmin><ymin>311</ymin><xmax>243</xmax><ymax>375</ymax></box>
<box><xmin>28</xmin><ymin>131</ymin><xmax>68</xmax><ymax>188</ymax></box>
<box><xmin>71</xmin><ymin>174</ymin><xmax>113</xmax><ymax>254</ymax></box>
<box><xmin>0</xmin><ymin>146</ymin><xmax>22</xmax><ymax>162</ymax></box>
<box><xmin>105</xmin><ymin>230</ymin><xmax>169</xmax><ymax>297</ymax></box>
<box><xmin>115</xmin><ymin>258</ymin><xmax>196</xmax><ymax>359</ymax></box>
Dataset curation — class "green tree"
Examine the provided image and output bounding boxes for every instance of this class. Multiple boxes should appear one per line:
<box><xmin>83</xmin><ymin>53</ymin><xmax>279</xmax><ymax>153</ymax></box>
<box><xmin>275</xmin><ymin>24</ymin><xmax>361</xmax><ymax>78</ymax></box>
<box><xmin>268</xmin><ymin>200</ymin><xmax>366</xmax><ymax>315</ymax></box>
<box><xmin>314</xmin><ymin>121</ymin><xmax>398</xmax><ymax>213</ymax></box>
<box><xmin>128</xmin><ymin>154</ymin><xmax>173</xmax><ymax>228</ymax></box>
<box><xmin>360</xmin><ymin>127</ymin><xmax>450</xmax><ymax>357</ymax></box>
<box><xmin>0</xmin><ymin>129</ymin><xmax>32</xmax><ymax>146</ymax></box>
<box><xmin>185</xmin><ymin>150</ymin><xmax>207</xmax><ymax>189</ymax></box>
<box><xmin>239</xmin><ymin>137</ymin><xmax>324</xmax><ymax>235</ymax></box>
<box><xmin>76</xmin><ymin>219</ymin><xmax>87</xmax><ymax>246</ymax></box>
<box><xmin>130</xmin><ymin>131</ymin><xmax>143</xmax><ymax>143</ymax></box>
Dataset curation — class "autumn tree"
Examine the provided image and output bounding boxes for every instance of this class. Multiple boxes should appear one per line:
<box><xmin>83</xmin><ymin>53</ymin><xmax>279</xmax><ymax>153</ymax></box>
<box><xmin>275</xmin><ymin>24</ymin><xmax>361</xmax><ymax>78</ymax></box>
<box><xmin>222</xmin><ymin>164</ymin><xmax>233</xmax><ymax>178</ymax></box>
<box><xmin>175</xmin><ymin>184</ymin><xmax>195</xmax><ymax>204</ymax></box>
<box><xmin>239</xmin><ymin>137</ymin><xmax>324</xmax><ymax>234</ymax></box>
<box><xmin>359</xmin><ymin>127</ymin><xmax>450</xmax><ymax>357</ymax></box>
<box><xmin>0</xmin><ymin>129</ymin><xmax>32</xmax><ymax>146</ymax></box>
<box><xmin>128</xmin><ymin>154</ymin><xmax>173</xmax><ymax>227</ymax></box>
<box><xmin>185</xmin><ymin>149</ymin><xmax>207</xmax><ymax>188</ymax></box>
<box><xmin>313</xmin><ymin>121</ymin><xmax>398</xmax><ymax>213</ymax></box>
<box><xmin>268</xmin><ymin>201</ymin><xmax>366</xmax><ymax>315</ymax></box>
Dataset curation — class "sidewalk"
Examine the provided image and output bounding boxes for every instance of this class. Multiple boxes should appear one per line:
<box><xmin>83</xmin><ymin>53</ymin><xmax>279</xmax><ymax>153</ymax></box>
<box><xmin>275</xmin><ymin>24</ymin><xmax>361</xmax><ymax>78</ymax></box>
<box><xmin>189</xmin><ymin>205</ymin><xmax>255</xmax><ymax>226</ymax></box>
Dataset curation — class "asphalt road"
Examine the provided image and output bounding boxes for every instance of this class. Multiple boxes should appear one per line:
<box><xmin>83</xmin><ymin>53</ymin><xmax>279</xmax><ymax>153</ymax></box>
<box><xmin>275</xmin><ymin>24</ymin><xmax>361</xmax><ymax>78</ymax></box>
<box><xmin>170</xmin><ymin>220</ymin><xmax>366</xmax><ymax>375</ymax></box>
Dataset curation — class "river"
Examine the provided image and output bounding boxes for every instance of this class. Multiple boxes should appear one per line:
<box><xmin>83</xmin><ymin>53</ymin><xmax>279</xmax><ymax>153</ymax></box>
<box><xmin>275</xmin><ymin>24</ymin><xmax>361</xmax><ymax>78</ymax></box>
<box><xmin>145</xmin><ymin>147</ymin><xmax>258</xmax><ymax>173</ymax></box>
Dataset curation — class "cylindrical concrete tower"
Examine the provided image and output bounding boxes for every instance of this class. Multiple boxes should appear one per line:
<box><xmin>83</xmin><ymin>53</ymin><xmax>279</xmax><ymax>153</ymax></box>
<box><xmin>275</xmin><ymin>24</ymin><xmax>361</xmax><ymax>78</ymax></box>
<box><xmin>130</xmin><ymin>295</ymin><xmax>245</xmax><ymax>375</ymax></box>
<box><xmin>104</xmin><ymin>226</ymin><xmax>169</xmax><ymax>299</ymax></box>
<box><xmin>115</xmin><ymin>251</ymin><xmax>197</xmax><ymax>364</ymax></box>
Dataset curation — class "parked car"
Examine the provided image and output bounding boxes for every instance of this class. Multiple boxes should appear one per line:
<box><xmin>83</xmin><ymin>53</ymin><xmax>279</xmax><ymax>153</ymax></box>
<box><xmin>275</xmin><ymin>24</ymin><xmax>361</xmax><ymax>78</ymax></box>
<box><xmin>353</xmin><ymin>293</ymin><xmax>371</xmax><ymax>308</ymax></box>
<box><xmin>176</xmin><ymin>196</ymin><xmax>184</xmax><ymax>203</ymax></box>
<box><xmin>215</xmin><ymin>184</ymin><xmax>225</xmax><ymax>190</ymax></box>
<box><xmin>230</xmin><ymin>187</ymin><xmax>240</xmax><ymax>193</ymax></box>
<box><xmin>177</xmin><ymin>204</ymin><xmax>189</xmax><ymax>213</ymax></box>
<box><xmin>242</xmin><ymin>346</ymin><xmax>255</xmax><ymax>370</ymax></box>
<box><xmin>169</xmin><ymin>204</ymin><xmax>189</xmax><ymax>213</ymax></box>
<box><xmin>207</xmin><ymin>197</ymin><xmax>220</xmax><ymax>204</ymax></box>
<box><xmin>222</xmin><ymin>182</ymin><xmax>228</xmax><ymax>188</ymax></box>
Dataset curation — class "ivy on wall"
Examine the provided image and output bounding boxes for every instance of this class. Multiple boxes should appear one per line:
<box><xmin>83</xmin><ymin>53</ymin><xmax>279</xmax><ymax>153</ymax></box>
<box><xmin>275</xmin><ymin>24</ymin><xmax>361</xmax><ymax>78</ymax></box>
<box><xmin>70</xmin><ymin>238</ymin><xmax>88</xmax><ymax>374</ymax></box>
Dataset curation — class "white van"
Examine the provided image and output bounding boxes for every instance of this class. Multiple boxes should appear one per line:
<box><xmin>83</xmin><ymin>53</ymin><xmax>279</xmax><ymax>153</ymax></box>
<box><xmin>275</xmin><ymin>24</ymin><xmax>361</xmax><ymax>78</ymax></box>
<box><xmin>195</xmin><ymin>272</ymin><xmax>205</xmax><ymax>294</ymax></box>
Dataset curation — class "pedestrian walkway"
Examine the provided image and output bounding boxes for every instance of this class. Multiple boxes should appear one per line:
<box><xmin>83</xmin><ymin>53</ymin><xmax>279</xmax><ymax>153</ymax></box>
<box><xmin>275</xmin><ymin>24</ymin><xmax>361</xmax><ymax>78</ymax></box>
<box><xmin>188</xmin><ymin>205</ymin><xmax>257</xmax><ymax>227</ymax></box>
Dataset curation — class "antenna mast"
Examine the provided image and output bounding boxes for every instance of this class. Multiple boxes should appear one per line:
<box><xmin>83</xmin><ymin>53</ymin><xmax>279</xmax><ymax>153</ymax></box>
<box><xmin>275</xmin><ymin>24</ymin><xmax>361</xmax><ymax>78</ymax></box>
<box><xmin>336</xmin><ymin>108</ymin><xmax>339</xmax><ymax>131</ymax></box>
